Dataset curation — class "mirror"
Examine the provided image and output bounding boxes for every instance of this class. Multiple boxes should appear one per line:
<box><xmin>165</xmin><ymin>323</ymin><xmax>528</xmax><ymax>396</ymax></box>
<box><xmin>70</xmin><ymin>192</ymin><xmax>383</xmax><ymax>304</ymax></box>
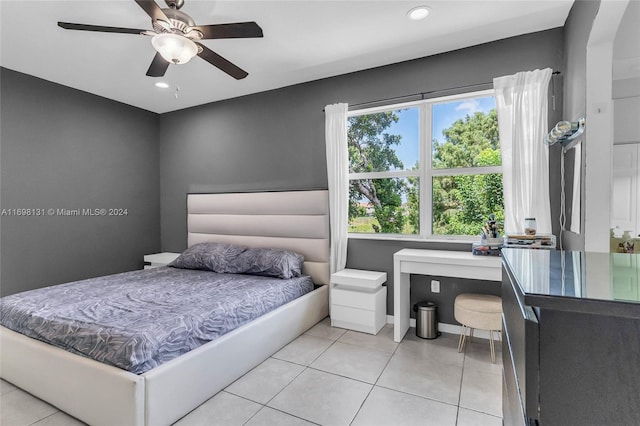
<box><xmin>611</xmin><ymin>1</ymin><xmax>640</xmax><ymax>253</ymax></box>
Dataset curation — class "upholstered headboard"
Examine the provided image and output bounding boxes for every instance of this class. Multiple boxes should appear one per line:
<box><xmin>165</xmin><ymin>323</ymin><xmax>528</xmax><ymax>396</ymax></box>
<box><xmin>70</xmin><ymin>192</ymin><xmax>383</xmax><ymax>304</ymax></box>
<box><xmin>187</xmin><ymin>190</ymin><xmax>330</xmax><ymax>285</ymax></box>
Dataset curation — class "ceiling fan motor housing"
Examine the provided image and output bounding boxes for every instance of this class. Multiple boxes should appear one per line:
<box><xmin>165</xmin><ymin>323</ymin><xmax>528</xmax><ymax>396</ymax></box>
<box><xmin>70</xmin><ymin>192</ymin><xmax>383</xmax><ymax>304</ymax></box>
<box><xmin>153</xmin><ymin>8</ymin><xmax>203</xmax><ymax>41</ymax></box>
<box><xmin>157</xmin><ymin>9</ymin><xmax>191</xmax><ymax>29</ymax></box>
<box><xmin>165</xmin><ymin>0</ymin><xmax>185</xmax><ymax>10</ymax></box>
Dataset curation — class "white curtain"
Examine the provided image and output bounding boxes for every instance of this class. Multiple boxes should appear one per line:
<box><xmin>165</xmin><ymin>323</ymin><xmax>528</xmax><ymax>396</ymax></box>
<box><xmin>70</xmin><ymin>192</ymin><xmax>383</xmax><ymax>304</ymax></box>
<box><xmin>325</xmin><ymin>103</ymin><xmax>349</xmax><ymax>273</ymax></box>
<box><xmin>494</xmin><ymin>68</ymin><xmax>553</xmax><ymax>234</ymax></box>
<box><xmin>570</xmin><ymin>143</ymin><xmax>581</xmax><ymax>234</ymax></box>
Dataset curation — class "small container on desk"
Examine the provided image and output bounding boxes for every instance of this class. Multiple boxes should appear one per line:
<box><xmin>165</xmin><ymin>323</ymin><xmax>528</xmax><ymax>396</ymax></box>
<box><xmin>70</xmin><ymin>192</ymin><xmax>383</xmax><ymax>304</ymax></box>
<box><xmin>472</xmin><ymin>242</ymin><xmax>503</xmax><ymax>256</ymax></box>
<box><xmin>524</xmin><ymin>218</ymin><xmax>537</xmax><ymax>236</ymax></box>
<box><xmin>473</xmin><ymin>235</ymin><xmax>504</xmax><ymax>256</ymax></box>
<box><xmin>504</xmin><ymin>234</ymin><xmax>556</xmax><ymax>249</ymax></box>
<box><xmin>330</xmin><ymin>269</ymin><xmax>387</xmax><ymax>335</ymax></box>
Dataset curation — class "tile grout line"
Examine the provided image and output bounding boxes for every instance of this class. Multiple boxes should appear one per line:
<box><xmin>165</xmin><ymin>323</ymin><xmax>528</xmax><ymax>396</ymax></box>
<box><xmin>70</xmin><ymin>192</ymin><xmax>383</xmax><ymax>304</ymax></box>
<box><xmin>454</xmin><ymin>342</ymin><xmax>469</xmax><ymax>426</ymax></box>
<box><xmin>346</xmin><ymin>338</ymin><xmax>399</xmax><ymax>426</ymax></box>
<box><xmin>241</xmin><ymin>332</ymin><xmax>341</xmax><ymax>425</ymax></box>
<box><xmin>459</xmin><ymin>341</ymin><xmax>505</xmax><ymax>420</ymax></box>
<box><xmin>0</xmin><ymin>383</ymin><xmax>69</xmax><ymax>426</ymax></box>
<box><xmin>231</xmin><ymin>326</ymin><xmax>340</xmax><ymax>426</ymax></box>
<box><xmin>238</xmin><ymin>398</ymin><xmax>322</xmax><ymax>426</ymax></box>
<box><xmin>28</xmin><ymin>410</ymin><xmax>64</xmax><ymax>426</ymax></box>
<box><xmin>233</xmin><ymin>356</ymin><xmax>313</xmax><ymax>426</ymax></box>
<box><xmin>373</xmin><ymin>383</ymin><xmax>461</xmax><ymax>411</ymax></box>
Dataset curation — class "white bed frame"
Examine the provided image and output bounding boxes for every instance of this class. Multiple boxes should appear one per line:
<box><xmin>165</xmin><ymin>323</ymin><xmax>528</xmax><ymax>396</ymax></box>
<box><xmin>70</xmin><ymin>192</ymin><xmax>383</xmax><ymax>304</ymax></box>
<box><xmin>0</xmin><ymin>190</ymin><xmax>330</xmax><ymax>425</ymax></box>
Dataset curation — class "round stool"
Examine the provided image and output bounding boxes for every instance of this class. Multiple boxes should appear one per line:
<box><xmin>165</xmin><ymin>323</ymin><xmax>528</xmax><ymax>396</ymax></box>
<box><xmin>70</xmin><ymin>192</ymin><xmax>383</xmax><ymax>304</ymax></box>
<box><xmin>454</xmin><ymin>293</ymin><xmax>502</xmax><ymax>363</ymax></box>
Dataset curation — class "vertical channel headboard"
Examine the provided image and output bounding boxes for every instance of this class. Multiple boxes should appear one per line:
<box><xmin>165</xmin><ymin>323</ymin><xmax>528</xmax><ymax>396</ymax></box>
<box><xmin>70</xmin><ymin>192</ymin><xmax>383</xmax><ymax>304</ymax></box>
<box><xmin>187</xmin><ymin>190</ymin><xmax>330</xmax><ymax>285</ymax></box>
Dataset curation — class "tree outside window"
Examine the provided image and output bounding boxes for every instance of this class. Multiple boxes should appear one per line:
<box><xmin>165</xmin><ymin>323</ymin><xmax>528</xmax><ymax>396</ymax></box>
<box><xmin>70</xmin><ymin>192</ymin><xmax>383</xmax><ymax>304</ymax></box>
<box><xmin>347</xmin><ymin>91</ymin><xmax>503</xmax><ymax>238</ymax></box>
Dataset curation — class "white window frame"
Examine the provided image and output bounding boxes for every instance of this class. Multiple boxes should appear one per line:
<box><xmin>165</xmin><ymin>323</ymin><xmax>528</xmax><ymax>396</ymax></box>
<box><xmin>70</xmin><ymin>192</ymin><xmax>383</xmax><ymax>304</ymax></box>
<box><xmin>347</xmin><ymin>89</ymin><xmax>500</xmax><ymax>241</ymax></box>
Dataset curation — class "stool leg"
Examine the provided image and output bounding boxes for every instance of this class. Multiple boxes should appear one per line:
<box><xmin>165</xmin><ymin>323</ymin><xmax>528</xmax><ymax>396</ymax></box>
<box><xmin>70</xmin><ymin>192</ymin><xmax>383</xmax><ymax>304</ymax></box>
<box><xmin>489</xmin><ymin>330</ymin><xmax>496</xmax><ymax>364</ymax></box>
<box><xmin>458</xmin><ymin>325</ymin><xmax>467</xmax><ymax>353</ymax></box>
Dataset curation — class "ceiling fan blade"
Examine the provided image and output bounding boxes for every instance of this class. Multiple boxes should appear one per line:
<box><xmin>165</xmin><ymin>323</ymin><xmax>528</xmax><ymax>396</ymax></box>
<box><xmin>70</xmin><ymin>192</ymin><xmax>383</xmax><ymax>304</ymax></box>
<box><xmin>193</xmin><ymin>22</ymin><xmax>263</xmax><ymax>39</ymax></box>
<box><xmin>196</xmin><ymin>43</ymin><xmax>248</xmax><ymax>80</ymax></box>
<box><xmin>146</xmin><ymin>52</ymin><xmax>170</xmax><ymax>77</ymax></box>
<box><xmin>58</xmin><ymin>22</ymin><xmax>146</xmax><ymax>35</ymax></box>
<box><xmin>134</xmin><ymin>0</ymin><xmax>170</xmax><ymax>22</ymax></box>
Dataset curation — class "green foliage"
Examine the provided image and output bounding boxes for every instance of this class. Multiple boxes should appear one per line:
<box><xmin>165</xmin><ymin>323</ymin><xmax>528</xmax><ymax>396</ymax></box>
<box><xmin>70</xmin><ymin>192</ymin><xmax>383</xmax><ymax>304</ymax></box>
<box><xmin>431</xmin><ymin>110</ymin><xmax>503</xmax><ymax>236</ymax></box>
<box><xmin>348</xmin><ymin>113</ymin><xmax>404</xmax><ymax>173</ymax></box>
<box><xmin>348</xmin><ymin>112</ymin><xmax>407</xmax><ymax>234</ymax></box>
<box><xmin>432</xmin><ymin>173</ymin><xmax>504</xmax><ymax>235</ymax></box>
<box><xmin>406</xmin><ymin>173</ymin><xmax>420</xmax><ymax>233</ymax></box>
<box><xmin>372</xmin><ymin>178</ymin><xmax>406</xmax><ymax>233</ymax></box>
<box><xmin>433</xmin><ymin>110</ymin><xmax>500</xmax><ymax>169</ymax></box>
<box><xmin>348</xmin><ymin>216</ymin><xmax>380</xmax><ymax>233</ymax></box>
<box><xmin>348</xmin><ymin>106</ymin><xmax>503</xmax><ymax>236</ymax></box>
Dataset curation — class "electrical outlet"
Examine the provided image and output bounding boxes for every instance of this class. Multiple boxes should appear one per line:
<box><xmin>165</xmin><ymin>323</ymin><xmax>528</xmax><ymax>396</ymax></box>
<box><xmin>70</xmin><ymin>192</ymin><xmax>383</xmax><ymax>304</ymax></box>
<box><xmin>431</xmin><ymin>280</ymin><xmax>440</xmax><ymax>293</ymax></box>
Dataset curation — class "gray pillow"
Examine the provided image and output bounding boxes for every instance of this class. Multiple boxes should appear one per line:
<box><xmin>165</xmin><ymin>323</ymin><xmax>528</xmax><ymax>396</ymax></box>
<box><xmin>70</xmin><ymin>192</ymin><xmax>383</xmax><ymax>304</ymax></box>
<box><xmin>168</xmin><ymin>242</ymin><xmax>248</xmax><ymax>272</ymax></box>
<box><xmin>233</xmin><ymin>247</ymin><xmax>304</xmax><ymax>279</ymax></box>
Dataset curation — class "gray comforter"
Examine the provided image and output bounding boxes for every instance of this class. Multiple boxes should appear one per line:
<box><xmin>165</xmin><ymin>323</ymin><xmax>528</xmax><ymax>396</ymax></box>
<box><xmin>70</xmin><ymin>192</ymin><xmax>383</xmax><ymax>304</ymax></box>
<box><xmin>0</xmin><ymin>267</ymin><xmax>314</xmax><ymax>374</ymax></box>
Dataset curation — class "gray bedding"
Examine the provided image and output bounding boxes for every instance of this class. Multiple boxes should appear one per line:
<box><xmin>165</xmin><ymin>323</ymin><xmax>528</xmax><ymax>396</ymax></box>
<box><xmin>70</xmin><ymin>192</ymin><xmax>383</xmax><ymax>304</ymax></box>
<box><xmin>0</xmin><ymin>267</ymin><xmax>314</xmax><ymax>374</ymax></box>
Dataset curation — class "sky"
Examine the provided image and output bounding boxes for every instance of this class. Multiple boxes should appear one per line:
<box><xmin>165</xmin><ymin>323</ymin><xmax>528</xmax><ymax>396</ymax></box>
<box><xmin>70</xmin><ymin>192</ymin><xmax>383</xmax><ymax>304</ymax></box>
<box><xmin>384</xmin><ymin>95</ymin><xmax>496</xmax><ymax>170</ymax></box>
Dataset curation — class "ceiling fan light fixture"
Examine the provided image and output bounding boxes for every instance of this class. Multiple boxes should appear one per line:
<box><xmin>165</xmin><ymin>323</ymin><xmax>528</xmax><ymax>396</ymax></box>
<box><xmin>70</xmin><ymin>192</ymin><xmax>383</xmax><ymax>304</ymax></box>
<box><xmin>407</xmin><ymin>5</ymin><xmax>431</xmax><ymax>20</ymax></box>
<box><xmin>151</xmin><ymin>33</ymin><xmax>198</xmax><ymax>64</ymax></box>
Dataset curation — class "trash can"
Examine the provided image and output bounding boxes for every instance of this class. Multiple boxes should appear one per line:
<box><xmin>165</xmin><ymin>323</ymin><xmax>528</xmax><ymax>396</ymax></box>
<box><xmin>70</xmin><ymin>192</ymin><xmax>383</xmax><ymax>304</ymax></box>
<box><xmin>413</xmin><ymin>301</ymin><xmax>439</xmax><ymax>339</ymax></box>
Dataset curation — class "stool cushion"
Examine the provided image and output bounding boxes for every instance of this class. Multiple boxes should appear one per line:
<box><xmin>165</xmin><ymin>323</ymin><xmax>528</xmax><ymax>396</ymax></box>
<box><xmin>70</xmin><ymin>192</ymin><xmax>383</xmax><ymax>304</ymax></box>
<box><xmin>454</xmin><ymin>293</ymin><xmax>502</xmax><ymax>331</ymax></box>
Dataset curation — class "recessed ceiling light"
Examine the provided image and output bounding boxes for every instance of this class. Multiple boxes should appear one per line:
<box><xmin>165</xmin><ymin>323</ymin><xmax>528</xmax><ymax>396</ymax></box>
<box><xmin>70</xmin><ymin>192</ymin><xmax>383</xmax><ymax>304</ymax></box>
<box><xmin>407</xmin><ymin>6</ymin><xmax>431</xmax><ymax>20</ymax></box>
<box><xmin>155</xmin><ymin>82</ymin><xmax>170</xmax><ymax>89</ymax></box>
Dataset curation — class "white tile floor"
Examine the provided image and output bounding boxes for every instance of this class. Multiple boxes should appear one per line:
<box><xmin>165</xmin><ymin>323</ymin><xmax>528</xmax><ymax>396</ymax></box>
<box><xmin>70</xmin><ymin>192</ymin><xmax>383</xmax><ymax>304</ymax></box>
<box><xmin>0</xmin><ymin>319</ymin><xmax>503</xmax><ymax>426</ymax></box>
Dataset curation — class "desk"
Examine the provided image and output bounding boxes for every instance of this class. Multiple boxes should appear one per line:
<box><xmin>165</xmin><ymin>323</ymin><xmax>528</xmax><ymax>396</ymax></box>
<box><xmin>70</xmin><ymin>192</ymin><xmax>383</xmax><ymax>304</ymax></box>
<box><xmin>393</xmin><ymin>249</ymin><xmax>502</xmax><ymax>342</ymax></box>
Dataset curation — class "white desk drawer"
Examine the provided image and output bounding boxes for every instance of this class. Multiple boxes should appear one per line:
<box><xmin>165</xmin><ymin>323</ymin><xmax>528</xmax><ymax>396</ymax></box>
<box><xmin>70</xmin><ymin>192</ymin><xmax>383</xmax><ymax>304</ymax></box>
<box><xmin>332</xmin><ymin>286</ymin><xmax>386</xmax><ymax>311</ymax></box>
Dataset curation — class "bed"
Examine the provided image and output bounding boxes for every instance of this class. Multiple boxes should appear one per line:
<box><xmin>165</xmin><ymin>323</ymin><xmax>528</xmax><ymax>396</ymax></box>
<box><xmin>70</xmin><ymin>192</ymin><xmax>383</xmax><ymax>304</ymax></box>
<box><xmin>0</xmin><ymin>189</ymin><xmax>330</xmax><ymax>426</ymax></box>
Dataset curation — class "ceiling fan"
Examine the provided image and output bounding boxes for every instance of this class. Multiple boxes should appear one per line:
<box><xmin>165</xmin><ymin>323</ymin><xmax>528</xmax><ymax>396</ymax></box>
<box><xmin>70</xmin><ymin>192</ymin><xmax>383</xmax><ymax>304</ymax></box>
<box><xmin>58</xmin><ymin>0</ymin><xmax>263</xmax><ymax>79</ymax></box>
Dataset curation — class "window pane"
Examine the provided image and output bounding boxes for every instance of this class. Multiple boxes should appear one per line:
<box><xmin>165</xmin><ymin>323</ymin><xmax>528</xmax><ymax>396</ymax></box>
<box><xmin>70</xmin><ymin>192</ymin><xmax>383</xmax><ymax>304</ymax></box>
<box><xmin>432</xmin><ymin>173</ymin><xmax>504</xmax><ymax>236</ymax></box>
<box><xmin>432</xmin><ymin>96</ymin><xmax>500</xmax><ymax>169</ymax></box>
<box><xmin>348</xmin><ymin>108</ymin><xmax>419</xmax><ymax>173</ymax></box>
<box><xmin>349</xmin><ymin>178</ymin><xmax>419</xmax><ymax>235</ymax></box>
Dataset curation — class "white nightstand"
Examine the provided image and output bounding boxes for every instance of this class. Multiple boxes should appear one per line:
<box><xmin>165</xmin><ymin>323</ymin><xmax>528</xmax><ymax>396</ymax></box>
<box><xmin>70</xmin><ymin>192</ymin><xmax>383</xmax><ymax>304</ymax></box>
<box><xmin>143</xmin><ymin>252</ymin><xmax>180</xmax><ymax>269</ymax></box>
<box><xmin>330</xmin><ymin>268</ymin><xmax>387</xmax><ymax>335</ymax></box>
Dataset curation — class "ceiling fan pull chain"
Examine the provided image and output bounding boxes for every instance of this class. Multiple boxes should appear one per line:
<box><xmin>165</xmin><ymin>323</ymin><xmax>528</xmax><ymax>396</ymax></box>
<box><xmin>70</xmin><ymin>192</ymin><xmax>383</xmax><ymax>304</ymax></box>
<box><xmin>175</xmin><ymin>85</ymin><xmax>180</xmax><ymax>99</ymax></box>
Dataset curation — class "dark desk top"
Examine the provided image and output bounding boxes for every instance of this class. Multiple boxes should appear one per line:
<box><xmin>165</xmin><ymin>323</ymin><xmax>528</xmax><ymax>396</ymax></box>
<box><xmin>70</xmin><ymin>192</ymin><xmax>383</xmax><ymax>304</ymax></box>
<box><xmin>501</xmin><ymin>248</ymin><xmax>640</xmax><ymax>319</ymax></box>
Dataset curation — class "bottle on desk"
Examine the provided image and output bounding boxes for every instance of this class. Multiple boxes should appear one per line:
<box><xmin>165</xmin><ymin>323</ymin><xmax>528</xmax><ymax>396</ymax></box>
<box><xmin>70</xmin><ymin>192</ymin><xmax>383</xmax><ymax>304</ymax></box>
<box><xmin>524</xmin><ymin>218</ymin><xmax>537</xmax><ymax>236</ymax></box>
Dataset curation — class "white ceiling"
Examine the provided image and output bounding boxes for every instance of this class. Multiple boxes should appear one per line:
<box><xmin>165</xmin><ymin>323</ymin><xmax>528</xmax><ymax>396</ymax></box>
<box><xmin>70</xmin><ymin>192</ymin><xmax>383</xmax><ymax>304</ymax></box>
<box><xmin>0</xmin><ymin>0</ymin><xmax>575</xmax><ymax>113</ymax></box>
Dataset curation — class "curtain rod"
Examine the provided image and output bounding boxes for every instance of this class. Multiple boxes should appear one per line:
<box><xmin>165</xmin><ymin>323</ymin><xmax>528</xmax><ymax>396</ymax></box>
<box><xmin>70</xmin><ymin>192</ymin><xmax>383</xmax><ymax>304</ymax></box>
<box><xmin>325</xmin><ymin>70</ymin><xmax>561</xmax><ymax>112</ymax></box>
<box><xmin>348</xmin><ymin>81</ymin><xmax>493</xmax><ymax>110</ymax></box>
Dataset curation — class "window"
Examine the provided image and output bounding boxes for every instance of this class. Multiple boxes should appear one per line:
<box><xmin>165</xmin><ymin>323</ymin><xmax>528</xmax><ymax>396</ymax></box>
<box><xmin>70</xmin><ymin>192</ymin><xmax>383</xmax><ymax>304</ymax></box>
<box><xmin>347</xmin><ymin>90</ymin><xmax>503</xmax><ymax>238</ymax></box>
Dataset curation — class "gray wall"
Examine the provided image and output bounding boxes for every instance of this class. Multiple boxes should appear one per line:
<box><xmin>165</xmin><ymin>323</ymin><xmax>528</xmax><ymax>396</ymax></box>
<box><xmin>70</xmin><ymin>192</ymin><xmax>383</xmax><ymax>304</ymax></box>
<box><xmin>0</xmin><ymin>28</ymin><xmax>572</xmax><ymax>320</ymax></box>
<box><xmin>561</xmin><ymin>0</ymin><xmax>601</xmax><ymax>250</ymax></box>
<box><xmin>159</xmin><ymin>29</ymin><xmax>564</xmax><ymax>322</ymax></box>
<box><xmin>0</xmin><ymin>68</ymin><xmax>161</xmax><ymax>296</ymax></box>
